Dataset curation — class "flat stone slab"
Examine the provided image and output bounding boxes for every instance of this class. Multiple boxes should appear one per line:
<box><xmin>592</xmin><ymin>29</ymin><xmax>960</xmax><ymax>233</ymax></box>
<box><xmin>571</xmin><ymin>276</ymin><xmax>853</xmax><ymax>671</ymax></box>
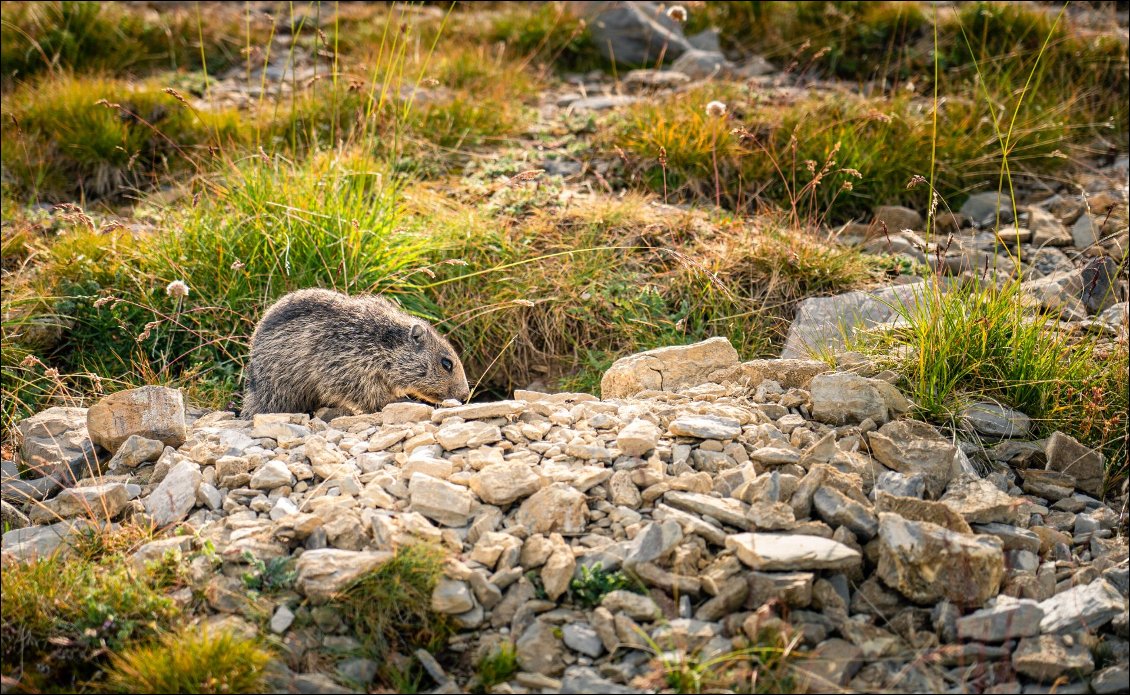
<box><xmin>668</xmin><ymin>414</ymin><xmax>741</xmax><ymax>440</ymax></box>
<box><xmin>726</xmin><ymin>533</ymin><xmax>861</xmax><ymax>571</ymax></box>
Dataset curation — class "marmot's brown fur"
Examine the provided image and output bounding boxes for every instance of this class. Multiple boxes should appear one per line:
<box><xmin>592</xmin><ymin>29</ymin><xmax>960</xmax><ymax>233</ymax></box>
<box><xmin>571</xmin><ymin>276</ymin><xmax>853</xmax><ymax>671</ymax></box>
<box><xmin>240</xmin><ymin>289</ymin><xmax>470</xmax><ymax>417</ymax></box>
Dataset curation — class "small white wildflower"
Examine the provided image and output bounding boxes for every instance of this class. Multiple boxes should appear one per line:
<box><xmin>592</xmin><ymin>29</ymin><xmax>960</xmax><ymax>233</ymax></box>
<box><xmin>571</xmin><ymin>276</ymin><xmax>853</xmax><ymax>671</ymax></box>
<box><xmin>165</xmin><ymin>280</ymin><xmax>190</xmax><ymax>298</ymax></box>
<box><xmin>705</xmin><ymin>100</ymin><xmax>727</xmax><ymax>118</ymax></box>
<box><xmin>666</xmin><ymin>5</ymin><xmax>688</xmax><ymax>22</ymax></box>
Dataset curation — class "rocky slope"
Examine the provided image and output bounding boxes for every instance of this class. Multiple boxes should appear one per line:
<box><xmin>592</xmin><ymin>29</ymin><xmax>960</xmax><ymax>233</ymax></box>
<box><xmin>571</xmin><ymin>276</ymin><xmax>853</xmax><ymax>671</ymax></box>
<box><xmin>2</xmin><ymin>338</ymin><xmax>1127</xmax><ymax>693</ymax></box>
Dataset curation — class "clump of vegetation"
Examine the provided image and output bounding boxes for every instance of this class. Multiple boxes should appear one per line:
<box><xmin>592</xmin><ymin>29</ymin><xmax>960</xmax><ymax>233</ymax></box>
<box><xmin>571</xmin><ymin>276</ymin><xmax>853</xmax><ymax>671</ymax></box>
<box><xmin>486</xmin><ymin>2</ymin><xmax>598</xmax><ymax>71</ymax></box>
<box><xmin>847</xmin><ymin>279</ymin><xmax>1128</xmax><ymax>474</ymax></box>
<box><xmin>337</xmin><ymin>544</ymin><xmax>451</xmax><ymax>685</ymax></box>
<box><xmin>569</xmin><ymin>562</ymin><xmax>645</xmax><ymax>608</ymax></box>
<box><xmin>472</xmin><ymin>641</ymin><xmax>518</xmax><ymax>693</ymax></box>
<box><xmin>0</xmin><ymin>535</ymin><xmax>182</xmax><ymax>690</ymax></box>
<box><xmin>240</xmin><ymin>552</ymin><xmax>296</xmax><ymax>594</ymax></box>
<box><xmin>0</xmin><ymin>1</ymin><xmax>261</xmax><ymax>80</ymax></box>
<box><xmin>99</xmin><ymin>626</ymin><xmax>271</xmax><ymax>694</ymax></box>
<box><xmin>1</xmin><ymin>75</ymin><xmax>245</xmax><ymax>201</ymax></box>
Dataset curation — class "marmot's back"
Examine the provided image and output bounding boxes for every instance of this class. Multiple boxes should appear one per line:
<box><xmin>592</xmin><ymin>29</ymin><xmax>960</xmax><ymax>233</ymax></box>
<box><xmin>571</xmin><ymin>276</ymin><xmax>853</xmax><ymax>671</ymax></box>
<box><xmin>241</xmin><ymin>288</ymin><xmax>469</xmax><ymax>417</ymax></box>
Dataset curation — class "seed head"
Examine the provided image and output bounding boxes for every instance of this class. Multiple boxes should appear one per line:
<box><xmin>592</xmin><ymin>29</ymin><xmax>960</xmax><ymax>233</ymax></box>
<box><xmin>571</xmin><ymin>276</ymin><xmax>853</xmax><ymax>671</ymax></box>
<box><xmin>666</xmin><ymin>5</ymin><xmax>688</xmax><ymax>22</ymax></box>
<box><xmin>705</xmin><ymin>101</ymin><xmax>727</xmax><ymax>118</ymax></box>
<box><xmin>166</xmin><ymin>280</ymin><xmax>190</xmax><ymax>298</ymax></box>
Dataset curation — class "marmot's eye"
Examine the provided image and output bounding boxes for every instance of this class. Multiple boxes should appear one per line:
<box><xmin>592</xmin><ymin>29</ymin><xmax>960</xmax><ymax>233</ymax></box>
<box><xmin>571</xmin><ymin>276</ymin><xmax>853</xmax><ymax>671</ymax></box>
<box><xmin>440</xmin><ymin>357</ymin><xmax>454</xmax><ymax>373</ymax></box>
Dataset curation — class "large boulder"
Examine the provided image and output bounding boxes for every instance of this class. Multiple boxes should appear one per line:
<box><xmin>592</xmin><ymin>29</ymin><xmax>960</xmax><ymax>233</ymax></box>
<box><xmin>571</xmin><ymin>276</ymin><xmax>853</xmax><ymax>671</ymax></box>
<box><xmin>87</xmin><ymin>386</ymin><xmax>187</xmax><ymax>453</ymax></box>
<box><xmin>16</xmin><ymin>406</ymin><xmax>98</xmax><ymax>480</ymax></box>
<box><xmin>600</xmin><ymin>337</ymin><xmax>739</xmax><ymax>399</ymax></box>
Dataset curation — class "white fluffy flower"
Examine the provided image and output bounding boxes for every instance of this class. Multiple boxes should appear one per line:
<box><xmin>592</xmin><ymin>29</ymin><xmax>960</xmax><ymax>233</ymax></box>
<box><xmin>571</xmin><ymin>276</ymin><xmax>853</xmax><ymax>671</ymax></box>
<box><xmin>165</xmin><ymin>280</ymin><xmax>190</xmax><ymax>298</ymax></box>
<box><xmin>705</xmin><ymin>100</ymin><xmax>727</xmax><ymax>117</ymax></box>
<box><xmin>666</xmin><ymin>5</ymin><xmax>687</xmax><ymax>22</ymax></box>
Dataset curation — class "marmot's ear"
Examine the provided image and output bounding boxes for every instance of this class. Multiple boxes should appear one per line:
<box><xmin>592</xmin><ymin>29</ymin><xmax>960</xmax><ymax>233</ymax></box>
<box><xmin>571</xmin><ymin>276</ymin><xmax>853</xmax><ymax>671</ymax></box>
<box><xmin>410</xmin><ymin>323</ymin><xmax>425</xmax><ymax>345</ymax></box>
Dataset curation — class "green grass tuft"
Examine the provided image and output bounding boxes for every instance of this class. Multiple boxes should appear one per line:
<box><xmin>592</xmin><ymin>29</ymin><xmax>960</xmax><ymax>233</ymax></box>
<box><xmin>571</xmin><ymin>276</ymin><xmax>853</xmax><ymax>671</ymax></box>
<box><xmin>473</xmin><ymin>641</ymin><xmax>518</xmax><ymax>693</ymax></box>
<box><xmin>99</xmin><ymin>626</ymin><xmax>271</xmax><ymax>694</ymax></box>
<box><xmin>569</xmin><ymin>562</ymin><xmax>645</xmax><ymax>609</ymax></box>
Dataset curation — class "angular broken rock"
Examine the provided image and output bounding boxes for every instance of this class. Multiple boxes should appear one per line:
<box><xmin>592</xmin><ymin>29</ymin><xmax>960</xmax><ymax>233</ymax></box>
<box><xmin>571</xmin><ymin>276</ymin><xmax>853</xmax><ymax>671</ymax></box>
<box><xmin>469</xmin><ymin>461</ymin><xmax>544</xmax><ymax>506</ymax></box>
<box><xmin>49</xmin><ymin>483</ymin><xmax>129</xmax><ymax>520</ymax></box>
<box><xmin>876</xmin><ymin>512</ymin><xmax>1003</xmax><ymax>607</ymax></box>
<box><xmin>1038</xmin><ymin>578</ymin><xmax>1127</xmax><ymax>634</ymax></box>
<box><xmin>959</xmin><ymin>402</ymin><xmax>1031</xmax><ymax>439</ymax></box>
<box><xmin>668</xmin><ymin>414</ymin><xmax>741</xmax><ymax>440</ymax></box>
<box><xmin>144</xmin><ymin>459</ymin><xmax>202</xmax><ymax>527</ymax></box>
<box><xmin>809</xmin><ymin>372</ymin><xmax>889</xmax><ymax>425</ymax></box>
<box><xmin>1012</xmin><ymin>634</ymin><xmax>1095</xmax><ymax>683</ymax></box>
<box><xmin>616</xmin><ymin>418</ymin><xmax>660</xmax><ymax>457</ymax></box>
<box><xmin>813</xmin><ymin>486</ymin><xmax>878</xmax><ymax>540</ymax></box>
<box><xmin>436</xmin><ymin>421</ymin><xmax>502</xmax><ymax>451</ymax></box>
<box><xmin>955</xmin><ymin>596</ymin><xmax>1043</xmax><ymax>642</ymax></box>
<box><xmin>409</xmin><ymin>473</ymin><xmax>474</xmax><ymax>527</ymax></box>
<box><xmin>726</xmin><ymin>533</ymin><xmax>861</xmax><ymax>571</ymax></box>
<box><xmin>939</xmin><ymin>475</ymin><xmax>1023</xmax><ymax>525</ymax></box>
<box><xmin>600</xmin><ymin>337</ymin><xmax>739</xmax><ymax>399</ymax></box>
<box><xmin>1044</xmin><ymin>431</ymin><xmax>1105</xmax><ymax>498</ymax></box>
<box><xmin>515</xmin><ymin>483</ymin><xmax>587</xmax><ymax>534</ymax></box>
<box><xmin>867</xmin><ymin>420</ymin><xmax>957</xmax><ymax>498</ymax></box>
<box><xmin>87</xmin><ymin>385</ymin><xmax>187</xmax><ymax>453</ymax></box>
<box><xmin>782</xmin><ymin>281</ymin><xmax>927</xmax><ymax>359</ymax></box>
<box><xmin>295</xmin><ymin>549</ymin><xmax>392</xmax><ymax>603</ymax></box>
<box><xmin>108</xmin><ymin>434</ymin><xmax>165</xmax><ymax>469</ymax></box>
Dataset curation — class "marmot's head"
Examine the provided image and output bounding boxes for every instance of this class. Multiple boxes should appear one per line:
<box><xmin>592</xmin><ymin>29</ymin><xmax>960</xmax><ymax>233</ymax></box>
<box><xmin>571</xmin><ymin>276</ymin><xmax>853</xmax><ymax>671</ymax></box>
<box><xmin>394</xmin><ymin>321</ymin><xmax>471</xmax><ymax>405</ymax></box>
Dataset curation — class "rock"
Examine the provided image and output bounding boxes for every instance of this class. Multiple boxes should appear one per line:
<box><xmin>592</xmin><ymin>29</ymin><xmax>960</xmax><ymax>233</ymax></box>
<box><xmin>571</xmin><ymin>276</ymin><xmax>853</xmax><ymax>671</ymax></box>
<box><xmin>668</xmin><ymin>414</ymin><xmax>741</xmax><ymax>439</ymax></box>
<box><xmin>516</xmin><ymin>620</ymin><xmax>565</xmax><ymax>676</ymax></box>
<box><xmin>623</xmin><ymin>519</ymin><xmax>682</xmax><ymax>566</ymax></box>
<box><xmin>143</xmin><ymin>460</ymin><xmax>202</xmax><ymax>526</ymax></box>
<box><xmin>562</xmin><ymin>623</ymin><xmax>604</xmax><ymax>658</ymax></box>
<box><xmin>809</xmin><ymin>372</ymin><xmax>891</xmax><ymax>425</ymax></box>
<box><xmin>726</xmin><ymin>533</ymin><xmax>861</xmax><ymax>571</ymax></box>
<box><xmin>1072</xmin><ymin>213</ymin><xmax>1101</xmax><ymax>248</ymax></box>
<box><xmin>1038</xmin><ymin>579</ymin><xmax>1126</xmax><ymax>634</ymax></box>
<box><xmin>939</xmin><ymin>475</ymin><xmax>1022</xmax><ymax>525</ymax></box>
<box><xmin>782</xmin><ymin>281</ymin><xmax>927</xmax><ymax>358</ymax></box>
<box><xmin>623</xmin><ymin>68</ymin><xmax>691</xmax><ymax>90</ymax></box>
<box><xmin>380</xmin><ymin>402</ymin><xmax>433</xmax><ymax>424</ymax></box>
<box><xmin>872</xmin><ymin>471</ymin><xmax>926</xmax><ymax>500</ymax></box>
<box><xmin>972</xmin><ymin>523</ymin><xmax>1041</xmax><ymax>554</ymax></box>
<box><xmin>874</xmin><ymin>205</ymin><xmax>922</xmax><ymax>232</ymax></box>
<box><xmin>542</xmin><ymin>542</ymin><xmax>576</xmax><ymax>601</ymax></box>
<box><xmin>601</xmin><ymin>337</ymin><xmax>739</xmax><ymax>399</ymax></box>
<box><xmin>664</xmin><ymin>491</ymin><xmax>751</xmax><ymax>530</ymax></box>
<box><xmin>749</xmin><ymin>571</ymin><xmax>814</xmax><ymax>608</ymax></box>
<box><xmin>959</xmin><ymin>402</ymin><xmax>1031</xmax><ymax>439</ymax></box>
<box><xmin>566</xmin><ymin>95</ymin><xmax>639</xmax><ymax>111</ymax></box>
<box><xmin>295</xmin><ymin>549</ymin><xmax>392</xmax><ymax>603</ymax></box>
<box><xmin>1092</xmin><ymin>665</ymin><xmax>1130</xmax><ymax>694</ymax></box>
<box><xmin>1</xmin><ymin>500</ymin><xmax>29</xmax><ymax>530</ymax></box>
<box><xmin>250</xmin><ymin>459</ymin><xmax>294</xmax><ymax>490</ymax></box>
<box><xmin>87</xmin><ymin>386</ymin><xmax>187</xmax><ymax>453</ymax></box>
<box><xmin>867</xmin><ymin>420</ymin><xmax>957</xmax><ymax>498</ymax></box>
<box><xmin>515</xmin><ymin>483</ymin><xmax>587</xmax><ymax>534</ymax></box>
<box><xmin>813</xmin><ymin>486</ymin><xmax>878</xmax><ymax>540</ymax></box>
<box><xmin>436</xmin><ymin>421</ymin><xmax>502</xmax><ymax>450</ymax></box>
<box><xmin>874</xmin><ymin>491</ymin><xmax>972</xmax><ymax>534</ymax></box>
<box><xmin>955</xmin><ymin>596</ymin><xmax>1043</xmax><ymax>641</ymax></box>
<box><xmin>432</xmin><ymin>578</ymin><xmax>475</xmax><ymax>614</ymax></box>
<box><xmin>409</xmin><ymin>473</ymin><xmax>475</xmax><ymax>527</ymax></box>
<box><xmin>432</xmin><ymin>401</ymin><xmax>526</xmax><ymax>422</ymax></box>
<box><xmin>1021</xmin><ymin>469</ymin><xmax>1076</xmax><ymax>501</ymax></box>
<box><xmin>107</xmin><ymin>434</ymin><xmax>165</xmax><ymax>469</ymax></box>
<box><xmin>270</xmin><ymin>604</ymin><xmax>295</xmax><ymax>634</ymax></box>
<box><xmin>1</xmin><ymin>519</ymin><xmax>87</xmax><ymax>560</ymax></box>
<box><xmin>16</xmin><ymin>406</ymin><xmax>97</xmax><ymax>480</ymax></box>
<box><xmin>738</xmin><ymin>358</ymin><xmax>829</xmax><ymax>389</ymax></box>
<box><xmin>45</xmin><ymin>483</ymin><xmax>129</xmax><ymax>520</ymax></box>
<box><xmin>1023</xmin><ymin>270</ymin><xmax>1086</xmax><ymax>316</ymax></box>
<box><xmin>1012</xmin><ymin>634</ymin><xmax>1094</xmax><ymax>683</ymax></box>
<box><xmin>1045</xmin><ymin>432</ymin><xmax>1105</xmax><ymax>498</ymax></box>
<box><xmin>794</xmin><ymin>638</ymin><xmax>863</xmax><ymax>689</ymax></box>
<box><xmin>470</xmin><ymin>462</ymin><xmax>544</xmax><ymax>506</ymax></box>
<box><xmin>1027</xmin><ymin>206</ymin><xmax>1072</xmax><ymax>246</ymax></box>
<box><xmin>602</xmin><ymin>590</ymin><xmax>661</xmax><ymax>621</ymax></box>
<box><xmin>580</xmin><ymin>0</ymin><xmax>694</xmax><ymax>68</ymax></box>
<box><xmin>960</xmin><ymin>191</ymin><xmax>1013</xmax><ymax>228</ymax></box>
<box><xmin>560</xmin><ymin>666</ymin><xmax>637</xmax><ymax>694</ymax></box>
<box><xmin>669</xmin><ymin>48</ymin><xmax>730</xmax><ymax>79</ymax></box>
<box><xmin>995</xmin><ymin>224</ymin><xmax>1032</xmax><ymax>245</ymax></box>
<box><xmin>616</xmin><ymin>418</ymin><xmax>660</xmax><ymax>457</ymax></box>
<box><xmin>876</xmin><ymin>513</ymin><xmax>1004</xmax><ymax>606</ymax></box>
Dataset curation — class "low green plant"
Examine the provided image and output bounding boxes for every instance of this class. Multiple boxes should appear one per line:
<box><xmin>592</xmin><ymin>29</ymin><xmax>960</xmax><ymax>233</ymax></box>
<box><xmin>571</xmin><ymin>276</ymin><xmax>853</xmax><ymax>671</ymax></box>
<box><xmin>99</xmin><ymin>626</ymin><xmax>271</xmax><ymax>694</ymax></box>
<box><xmin>0</xmin><ymin>548</ymin><xmax>181</xmax><ymax>689</ymax></box>
<box><xmin>569</xmin><ymin>562</ymin><xmax>644</xmax><ymax>609</ymax></box>
<box><xmin>239</xmin><ymin>551</ymin><xmax>296</xmax><ymax>594</ymax></box>
<box><xmin>337</xmin><ymin>544</ymin><xmax>451</xmax><ymax>668</ymax></box>
<box><xmin>473</xmin><ymin>641</ymin><xmax>518</xmax><ymax>693</ymax></box>
<box><xmin>846</xmin><ymin>278</ymin><xmax>1128</xmax><ymax>474</ymax></box>
<box><xmin>486</xmin><ymin>1</ymin><xmax>598</xmax><ymax>71</ymax></box>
